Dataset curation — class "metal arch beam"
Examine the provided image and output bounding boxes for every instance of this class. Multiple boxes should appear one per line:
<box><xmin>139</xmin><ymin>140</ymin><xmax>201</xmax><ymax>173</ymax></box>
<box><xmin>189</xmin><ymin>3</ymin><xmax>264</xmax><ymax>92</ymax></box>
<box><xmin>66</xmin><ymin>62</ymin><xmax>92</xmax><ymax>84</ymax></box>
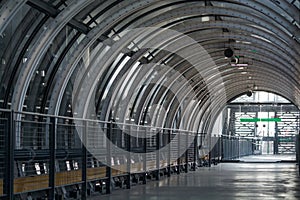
<box><xmin>111</xmin><ymin>1</ymin><xmax>205</xmax><ymax>34</ymax></box>
<box><xmin>97</xmin><ymin>28</ymin><xmax>224</xmax><ymax>124</ymax></box>
<box><xmin>154</xmin><ymin>56</ymin><xmax>297</xmax><ymax>130</ymax></box>
<box><xmin>184</xmin><ymin>70</ymin><xmax>295</xmax><ymax>132</ymax></box>
<box><xmin>74</xmin><ymin>0</ymin><xmax>298</xmax><ymax>131</ymax></box>
<box><xmin>120</xmin><ymin>3</ymin><xmax>299</xmax><ymax>44</ymax></box>
<box><xmin>68</xmin><ymin>30</ymin><xmax>173</xmax><ymax>121</ymax></box>
<box><xmin>1</xmin><ymin>0</ymin><xmax>296</xmax><ymax>104</ymax></box>
<box><xmin>27</xmin><ymin>0</ymin><xmax>91</xmax><ymax>34</ymax></box>
<box><xmin>154</xmin><ymin>19</ymin><xmax>300</xmax><ymax>67</ymax></box>
<box><xmin>0</xmin><ymin>0</ymin><xmax>27</xmax><ymax>36</ymax></box>
<box><xmin>148</xmin><ymin>39</ymin><xmax>296</xmax><ymax>85</ymax></box>
<box><xmin>26</xmin><ymin>0</ymin><xmax>60</xmax><ymax>17</ymax></box>
<box><xmin>230</xmin><ymin>0</ymin><xmax>300</xmax><ymax>36</ymax></box>
<box><xmin>221</xmin><ymin>76</ymin><xmax>296</xmax><ymax>103</ymax></box>
<box><xmin>39</xmin><ymin>0</ymin><xmax>296</xmax><ymax>115</ymax></box>
<box><xmin>100</xmin><ymin>34</ymin><xmax>211</xmax><ymax>121</ymax></box>
<box><xmin>115</xmin><ymin>51</ymin><xmax>220</xmax><ymax>127</ymax></box>
<box><xmin>209</xmin><ymin>70</ymin><xmax>299</xmax><ymax>107</ymax></box>
<box><xmin>182</xmin><ymin>39</ymin><xmax>298</xmax><ymax>83</ymax></box>
<box><xmin>211</xmin><ymin>0</ymin><xmax>300</xmax><ymax>40</ymax></box>
<box><xmin>171</xmin><ymin>19</ymin><xmax>300</xmax><ymax>58</ymax></box>
<box><xmin>84</xmin><ymin>0</ymin><xmax>296</xmax><ymax>60</ymax></box>
<box><xmin>151</xmin><ymin>59</ymin><xmax>294</xmax><ymax>130</ymax></box>
<box><xmin>106</xmin><ymin>29</ymin><xmax>296</xmax><ymax>104</ymax></box>
<box><xmin>5</xmin><ymin>0</ymin><xmax>85</xmax><ymax>113</ymax></box>
<box><xmin>82</xmin><ymin>33</ymin><xmax>296</xmax><ymax>124</ymax></box>
<box><xmin>166</xmin><ymin>60</ymin><xmax>299</xmax><ymax>132</ymax></box>
<box><xmin>55</xmin><ymin>28</ymin><xmax>298</xmax><ymax>118</ymax></box>
<box><xmin>102</xmin><ymin>53</ymin><xmax>158</xmax><ymax>123</ymax></box>
<box><xmin>95</xmin><ymin>36</ymin><xmax>292</xmax><ymax>123</ymax></box>
<box><xmin>45</xmin><ymin>0</ymin><xmax>300</xmax><ymax>119</ymax></box>
<box><xmin>11</xmin><ymin>0</ymin><xmax>94</xmax><ymax>112</ymax></box>
<box><xmin>151</xmin><ymin>38</ymin><xmax>294</xmax><ymax>77</ymax></box>
<box><xmin>75</xmin><ymin>36</ymin><xmax>296</xmax><ymax>128</ymax></box>
<box><xmin>196</xmin><ymin>86</ymin><xmax>270</xmax><ymax>134</ymax></box>
<box><xmin>38</xmin><ymin>31</ymin><xmax>82</xmax><ymax>114</ymax></box>
<box><xmin>72</xmin><ymin>0</ymin><xmax>114</xmax><ymax>22</ymax></box>
<box><xmin>48</xmin><ymin>2</ymin><xmax>296</xmax><ymax>115</ymax></box>
<box><xmin>0</xmin><ymin>8</ymin><xmax>42</xmax><ymax>80</ymax></box>
<box><xmin>0</xmin><ymin>0</ymin><xmax>296</xmax><ymax>136</ymax></box>
<box><xmin>200</xmin><ymin>80</ymin><xmax>300</xmax><ymax>134</ymax></box>
<box><xmin>220</xmin><ymin>61</ymin><xmax>299</xmax><ymax>88</ymax></box>
<box><xmin>221</xmin><ymin>68</ymin><xmax>297</xmax><ymax>99</ymax></box>
<box><xmin>109</xmin><ymin>62</ymin><xmax>157</xmax><ymax>123</ymax></box>
<box><xmin>197</xmin><ymin>80</ymin><xmax>296</xmax><ymax>134</ymax></box>
<box><xmin>70</xmin><ymin>58</ymin><xmax>290</xmax><ymax>131</ymax></box>
<box><xmin>1</xmin><ymin>11</ymin><xmax>49</xmax><ymax>110</ymax></box>
<box><xmin>258</xmin><ymin>0</ymin><xmax>300</xmax><ymax>24</ymax></box>
<box><xmin>107</xmin><ymin>0</ymin><xmax>296</xmax><ymax>39</ymax></box>
<box><xmin>149</xmin><ymin>36</ymin><xmax>299</xmax><ymax>87</ymax></box>
<box><xmin>38</xmin><ymin>2</ymin><xmax>149</xmax><ymax>114</ymax></box>
<box><xmin>189</xmin><ymin>32</ymin><xmax>299</xmax><ymax>70</ymax></box>
<box><xmin>121</xmin><ymin>4</ymin><xmax>300</xmax><ymax>67</ymax></box>
<box><xmin>47</xmin><ymin>0</ymin><xmax>155</xmax><ymax>116</ymax></box>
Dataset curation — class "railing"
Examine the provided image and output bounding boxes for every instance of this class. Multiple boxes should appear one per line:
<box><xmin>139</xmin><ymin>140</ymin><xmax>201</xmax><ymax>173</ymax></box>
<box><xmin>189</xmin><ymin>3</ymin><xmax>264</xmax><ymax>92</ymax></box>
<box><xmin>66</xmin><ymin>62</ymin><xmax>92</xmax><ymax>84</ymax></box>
<box><xmin>0</xmin><ymin>108</ymin><xmax>254</xmax><ymax>199</ymax></box>
<box><xmin>221</xmin><ymin>135</ymin><xmax>253</xmax><ymax>160</ymax></box>
<box><xmin>0</xmin><ymin>109</ymin><xmax>200</xmax><ymax>199</ymax></box>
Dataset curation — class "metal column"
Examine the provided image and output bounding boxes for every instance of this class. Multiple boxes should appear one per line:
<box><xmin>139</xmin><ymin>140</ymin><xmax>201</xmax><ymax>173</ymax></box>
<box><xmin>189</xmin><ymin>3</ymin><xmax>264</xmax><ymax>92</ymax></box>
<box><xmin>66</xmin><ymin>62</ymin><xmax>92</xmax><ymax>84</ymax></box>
<box><xmin>126</xmin><ymin>126</ymin><xmax>131</xmax><ymax>189</ymax></box>
<box><xmin>106</xmin><ymin>122</ymin><xmax>112</xmax><ymax>194</ymax></box>
<box><xmin>143</xmin><ymin>127</ymin><xmax>147</xmax><ymax>184</ymax></box>
<box><xmin>185</xmin><ymin>132</ymin><xmax>189</xmax><ymax>173</ymax></box>
<box><xmin>81</xmin><ymin>121</ymin><xmax>88</xmax><ymax>200</ymax></box>
<box><xmin>274</xmin><ymin>111</ymin><xmax>279</xmax><ymax>154</ymax></box>
<box><xmin>193</xmin><ymin>132</ymin><xmax>198</xmax><ymax>171</ymax></box>
<box><xmin>5</xmin><ymin>110</ymin><xmax>14</xmax><ymax>199</ymax></box>
<box><xmin>167</xmin><ymin>130</ymin><xmax>171</xmax><ymax>176</ymax></box>
<box><xmin>156</xmin><ymin>129</ymin><xmax>160</xmax><ymax>180</ymax></box>
<box><xmin>49</xmin><ymin>117</ymin><xmax>56</xmax><ymax>200</ymax></box>
<box><xmin>177</xmin><ymin>132</ymin><xmax>181</xmax><ymax>174</ymax></box>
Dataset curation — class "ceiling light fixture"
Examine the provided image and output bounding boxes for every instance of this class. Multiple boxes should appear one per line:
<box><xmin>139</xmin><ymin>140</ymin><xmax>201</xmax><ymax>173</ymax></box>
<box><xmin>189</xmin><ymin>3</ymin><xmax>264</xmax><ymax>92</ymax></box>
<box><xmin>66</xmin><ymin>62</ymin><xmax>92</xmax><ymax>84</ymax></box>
<box><xmin>231</xmin><ymin>63</ymin><xmax>248</xmax><ymax>67</ymax></box>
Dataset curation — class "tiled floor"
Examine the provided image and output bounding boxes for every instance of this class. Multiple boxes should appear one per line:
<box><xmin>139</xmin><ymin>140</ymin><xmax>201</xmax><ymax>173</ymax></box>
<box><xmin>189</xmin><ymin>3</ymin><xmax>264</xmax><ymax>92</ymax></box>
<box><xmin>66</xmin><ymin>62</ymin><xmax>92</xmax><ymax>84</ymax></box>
<box><xmin>88</xmin><ymin>156</ymin><xmax>300</xmax><ymax>200</ymax></box>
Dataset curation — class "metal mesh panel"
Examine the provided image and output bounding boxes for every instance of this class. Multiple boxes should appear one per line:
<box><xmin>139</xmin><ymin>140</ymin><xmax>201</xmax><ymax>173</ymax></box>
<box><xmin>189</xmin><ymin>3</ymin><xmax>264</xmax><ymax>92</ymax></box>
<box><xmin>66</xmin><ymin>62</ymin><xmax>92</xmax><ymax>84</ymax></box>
<box><xmin>86</xmin><ymin>121</ymin><xmax>107</xmax><ymax>182</ymax></box>
<box><xmin>14</xmin><ymin>113</ymin><xmax>50</xmax><ymax>194</ymax></box>
<box><xmin>0</xmin><ymin>113</ymin><xmax>7</xmax><ymax>197</ymax></box>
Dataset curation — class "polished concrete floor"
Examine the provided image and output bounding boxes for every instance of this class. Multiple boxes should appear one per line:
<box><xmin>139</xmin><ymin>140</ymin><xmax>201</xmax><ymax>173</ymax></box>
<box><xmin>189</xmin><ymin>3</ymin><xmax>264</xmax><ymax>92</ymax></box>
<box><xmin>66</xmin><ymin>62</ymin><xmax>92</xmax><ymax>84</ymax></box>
<box><xmin>239</xmin><ymin>154</ymin><xmax>296</xmax><ymax>162</ymax></box>
<box><xmin>89</xmin><ymin>156</ymin><xmax>300</xmax><ymax>200</ymax></box>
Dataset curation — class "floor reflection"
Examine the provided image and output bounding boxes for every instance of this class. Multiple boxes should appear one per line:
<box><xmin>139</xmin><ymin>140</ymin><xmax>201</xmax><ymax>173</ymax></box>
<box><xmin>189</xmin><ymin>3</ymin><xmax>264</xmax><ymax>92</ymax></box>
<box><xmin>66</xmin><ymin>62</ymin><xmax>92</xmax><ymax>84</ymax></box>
<box><xmin>88</xmin><ymin>156</ymin><xmax>300</xmax><ymax>200</ymax></box>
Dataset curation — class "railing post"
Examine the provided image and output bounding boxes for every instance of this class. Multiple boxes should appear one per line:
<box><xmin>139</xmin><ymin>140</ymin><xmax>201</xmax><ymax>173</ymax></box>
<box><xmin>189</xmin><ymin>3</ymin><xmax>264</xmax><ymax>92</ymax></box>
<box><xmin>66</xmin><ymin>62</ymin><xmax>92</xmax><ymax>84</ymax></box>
<box><xmin>156</xmin><ymin>129</ymin><xmax>160</xmax><ymax>180</ymax></box>
<box><xmin>185</xmin><ymin>132</ymin><xmax>189</xmax><ymax>173</ymax></box>
<box><xmin>208</xmin><ymin>133</ymin><xmax>211</xmax><ymax>167</ymax></box>
<box><xmin>106</xmin><ymin>122</ymin><xmax>112</xmax><ymax>194</ymax></box>
<box><xmin>49</xmin><ymin>117</ymin><xmax>56</xmax><ymax>200</ymax></box>
<box><xmin>177</xmin><ymin>132</ymin><xmax>180</xmax><ymax>174</ymax></box>
<box><xmin>297</xmin><ymin>134</ymin><xmax>300</xmax><ymax>174</ymax></box>
<box><xmin>5</xmin><ymin>110</ymin><xmax>14</xmax><ymax>199</ymax></box>
<box><xmin>193</xmin><ymin>132</ymin><xmax>198</xmax><ymax>171</ymax></box>
<box><xmin>143</xmin><ymin>127</ymin><xmax>147</xmax><ymax>184</ymax></box>
<box><xmin>126</xmin><ymin>125</ymin><xmax>131</xmax><ymax>189</ymax></box>
<box><xmin>167</xmin><ymin>130</ymin><xmax>171</xmax><ymax>177</ymax></box>
<box><xmin>81</xmin><ymin>121</ymin><xmax>87</xmax><ymax>200</ymax></box>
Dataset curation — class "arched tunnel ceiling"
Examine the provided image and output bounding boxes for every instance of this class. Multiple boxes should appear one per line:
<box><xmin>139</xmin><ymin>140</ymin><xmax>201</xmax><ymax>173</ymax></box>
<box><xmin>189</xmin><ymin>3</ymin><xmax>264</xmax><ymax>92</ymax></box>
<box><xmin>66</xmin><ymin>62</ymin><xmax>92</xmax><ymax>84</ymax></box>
<box><xmin>0</xmin><ymin>0</ymin><xmax>299</xmax><ymax>133</ymax></box>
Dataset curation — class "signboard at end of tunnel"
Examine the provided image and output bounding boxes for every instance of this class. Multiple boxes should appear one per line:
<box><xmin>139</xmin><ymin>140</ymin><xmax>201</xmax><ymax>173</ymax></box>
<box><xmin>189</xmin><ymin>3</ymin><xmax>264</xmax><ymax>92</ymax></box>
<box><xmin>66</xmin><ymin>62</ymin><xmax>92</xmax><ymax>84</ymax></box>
<box><xmin>240</xmin><ymin>118</ymin><xmax>281</xmax><ymax>122</ymax></box>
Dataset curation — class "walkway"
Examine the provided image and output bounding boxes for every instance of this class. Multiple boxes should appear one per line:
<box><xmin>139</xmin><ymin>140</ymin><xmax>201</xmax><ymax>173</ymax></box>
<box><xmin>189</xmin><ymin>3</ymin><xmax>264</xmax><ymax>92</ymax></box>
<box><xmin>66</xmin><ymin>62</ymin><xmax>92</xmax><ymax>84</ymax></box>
<box><xmin>88</xmin><ymin>160</ymin><xmax>300</xmax><ymax>199</ymax></box>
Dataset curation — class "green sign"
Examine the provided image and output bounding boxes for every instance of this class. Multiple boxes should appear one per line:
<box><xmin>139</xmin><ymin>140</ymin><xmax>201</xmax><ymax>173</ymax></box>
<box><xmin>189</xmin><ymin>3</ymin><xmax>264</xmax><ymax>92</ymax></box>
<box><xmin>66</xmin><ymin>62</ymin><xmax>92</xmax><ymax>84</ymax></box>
<box><xmin>240</xmin><ymin>118</ymin><xmax>281</xmax><ymax>122</ymax></box>
<box><xmin>278</xmin><ymin>137</ymin><xmax>294</xmax><ymax>142</ymax></box>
